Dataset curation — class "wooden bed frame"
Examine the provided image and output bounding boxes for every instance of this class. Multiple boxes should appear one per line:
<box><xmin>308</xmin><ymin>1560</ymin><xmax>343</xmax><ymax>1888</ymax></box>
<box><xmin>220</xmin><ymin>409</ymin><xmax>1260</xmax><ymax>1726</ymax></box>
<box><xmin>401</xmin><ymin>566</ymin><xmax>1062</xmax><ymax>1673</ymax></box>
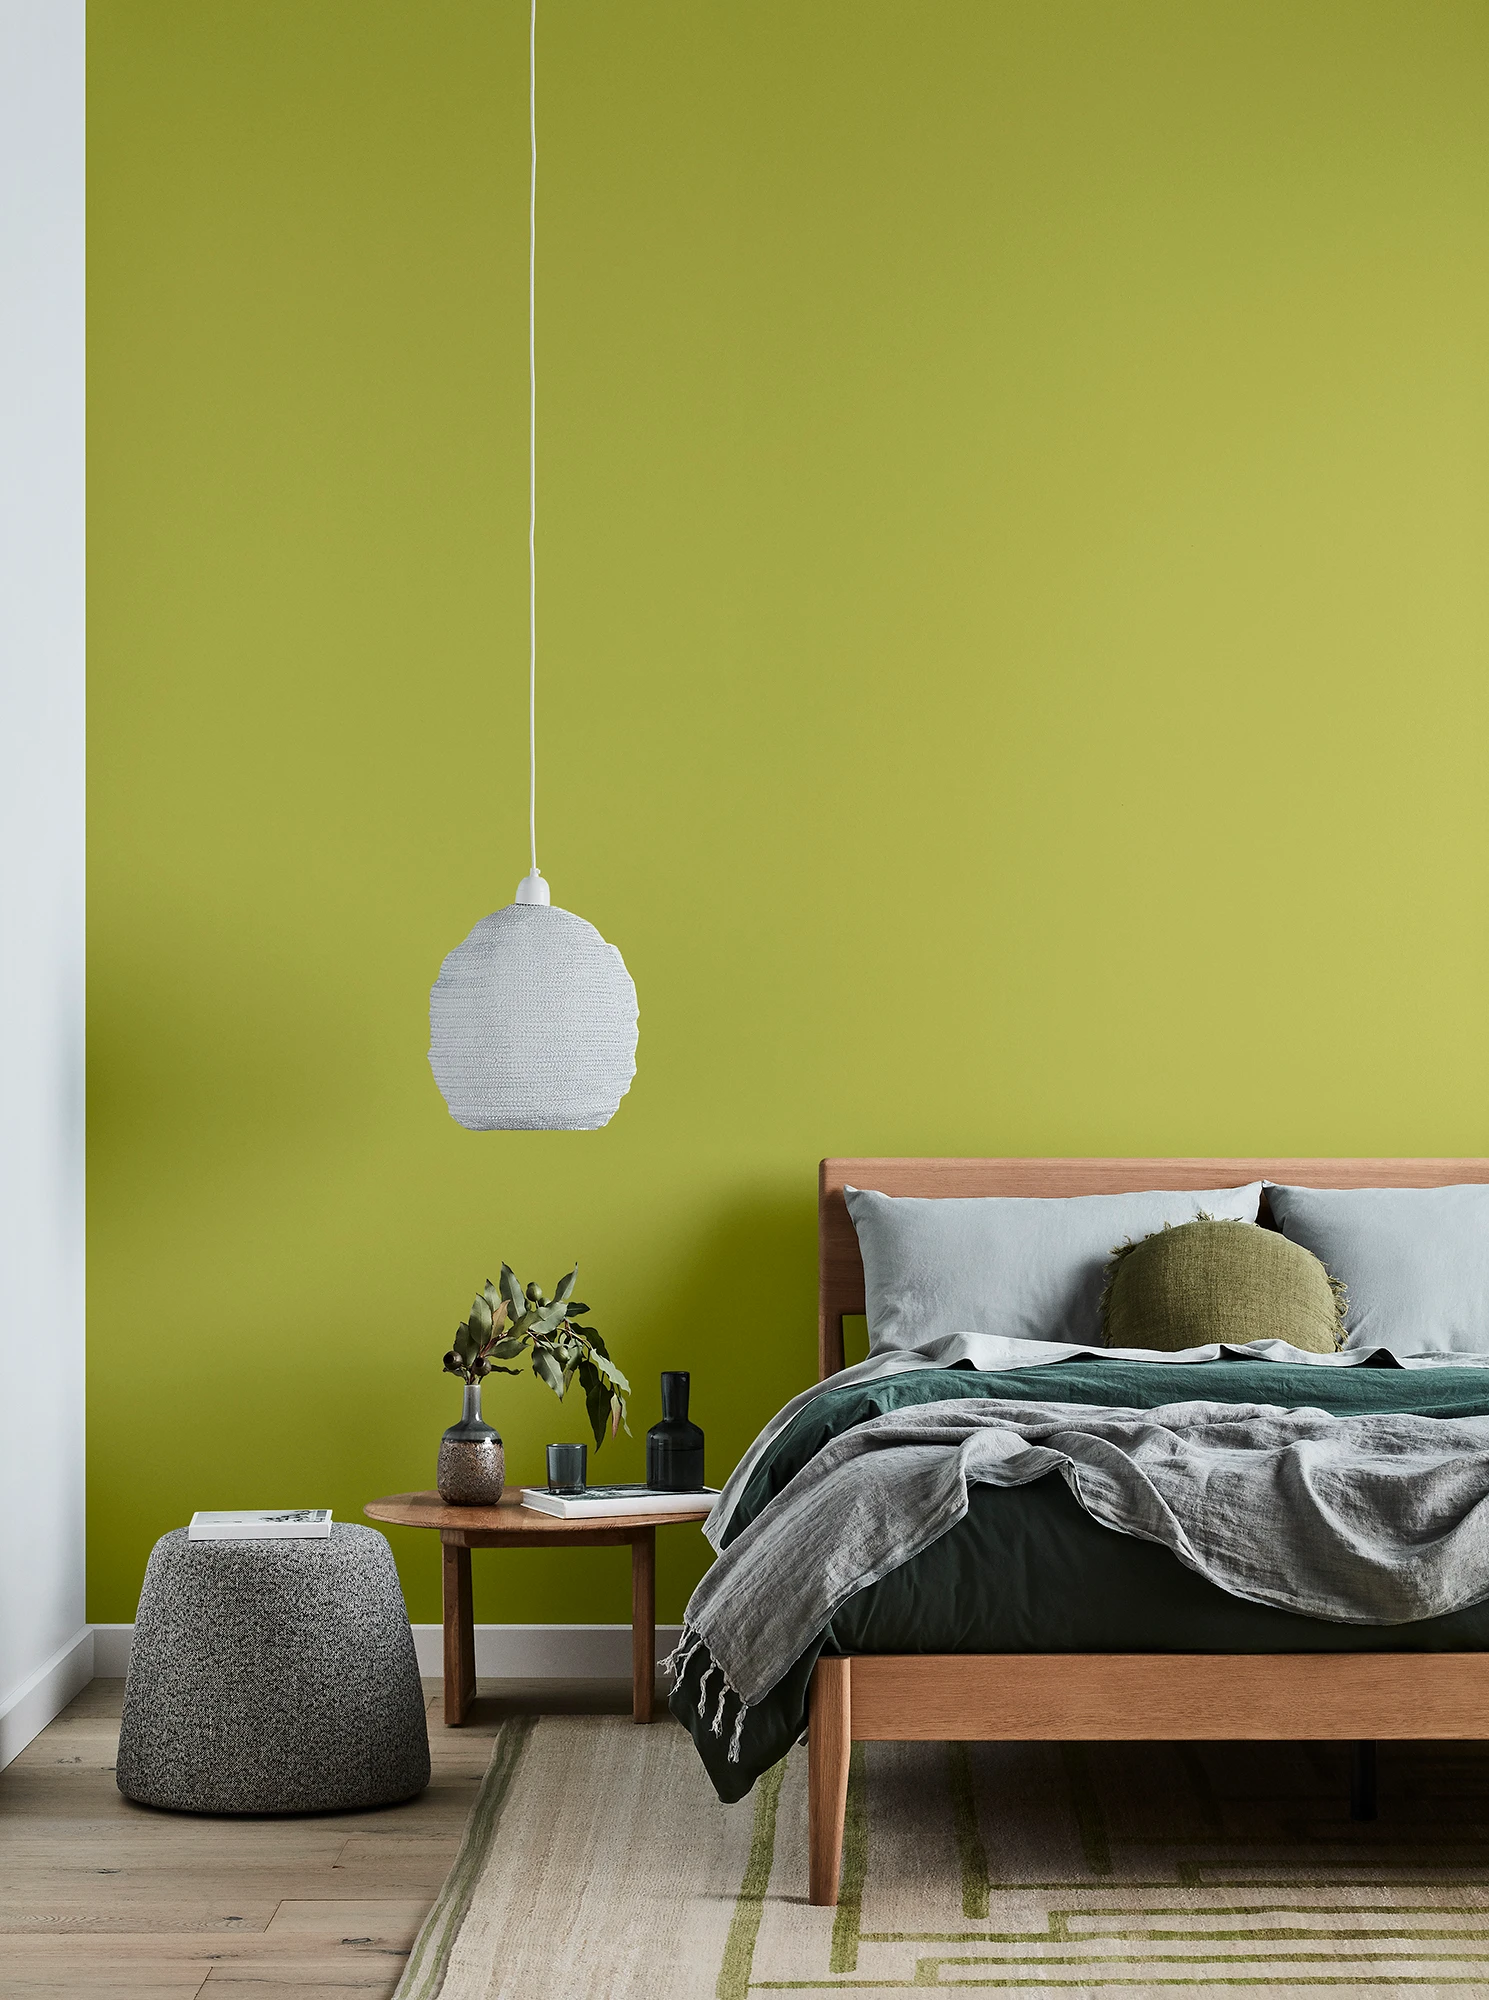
<box><xmin>805</xmin><ymin>1156</ymin><xmax>1489</xmax><ymax>1905</ymax></box>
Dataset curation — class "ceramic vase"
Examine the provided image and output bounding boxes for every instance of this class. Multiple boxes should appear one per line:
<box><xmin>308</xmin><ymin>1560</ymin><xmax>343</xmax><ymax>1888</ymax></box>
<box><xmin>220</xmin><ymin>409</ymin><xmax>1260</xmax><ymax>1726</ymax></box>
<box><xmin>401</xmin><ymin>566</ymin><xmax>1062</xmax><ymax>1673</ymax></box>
<box><xmin>645</xmin><ymin>1371</ymin><xmax>705</xmax><ymax>1491</ymax></box>
<box><xmin>437</xmin><ymin>1381</ymin><xmax>505</xmax><ymax>1505</ymax></box>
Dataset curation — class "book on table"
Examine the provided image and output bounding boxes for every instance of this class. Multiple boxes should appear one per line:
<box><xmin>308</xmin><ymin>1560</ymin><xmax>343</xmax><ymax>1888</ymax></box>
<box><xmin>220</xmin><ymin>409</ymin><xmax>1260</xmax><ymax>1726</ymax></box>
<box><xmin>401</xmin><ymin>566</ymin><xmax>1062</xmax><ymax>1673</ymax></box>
<box><xmin>188</xmin><ymin>1509</ymin><xmax>333</xmax><ymax>1541</ymax></box>
<box><xmin>518</xmin><ymin>1484</ymin><xmax>719</xmax><ymax>1520</ymax></box>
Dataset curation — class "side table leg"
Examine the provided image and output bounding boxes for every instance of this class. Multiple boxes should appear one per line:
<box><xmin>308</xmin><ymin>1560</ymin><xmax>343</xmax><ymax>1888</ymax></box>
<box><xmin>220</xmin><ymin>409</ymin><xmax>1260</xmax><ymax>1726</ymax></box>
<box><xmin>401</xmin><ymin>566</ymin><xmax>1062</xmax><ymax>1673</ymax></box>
<box><xmin>631</xmin><ymin>1528</ymin><xmax>656</xmax><ymax>1723</ymax></box>
<box><xmin>442</xmin><ymin>1539</ymin><xmax>476</xmax><ymax>1726</ymax></box>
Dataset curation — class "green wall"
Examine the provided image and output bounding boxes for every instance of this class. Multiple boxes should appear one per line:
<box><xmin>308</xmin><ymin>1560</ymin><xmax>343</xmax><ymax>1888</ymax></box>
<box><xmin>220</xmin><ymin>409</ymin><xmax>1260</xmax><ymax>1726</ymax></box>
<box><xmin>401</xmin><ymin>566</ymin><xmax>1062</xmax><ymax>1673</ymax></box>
<box><xmin>88</xmin><ymin>1</ymin><xmax>1489</xmax><ymax>1626</ymax></box>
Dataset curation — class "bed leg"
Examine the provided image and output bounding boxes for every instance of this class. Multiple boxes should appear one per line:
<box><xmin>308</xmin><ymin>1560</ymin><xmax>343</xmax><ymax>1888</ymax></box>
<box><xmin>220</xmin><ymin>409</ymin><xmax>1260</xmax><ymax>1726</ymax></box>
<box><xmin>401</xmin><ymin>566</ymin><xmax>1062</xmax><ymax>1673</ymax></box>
<box><xmin>1350</xmin><ymin>1740</ymin><xmax>1377</xmax><ymax>1821</ymax></box>
<box><xmin>808</xmin><ymin>1655</ymin><xmax>852</xmax><ymax>1907</ymax></box>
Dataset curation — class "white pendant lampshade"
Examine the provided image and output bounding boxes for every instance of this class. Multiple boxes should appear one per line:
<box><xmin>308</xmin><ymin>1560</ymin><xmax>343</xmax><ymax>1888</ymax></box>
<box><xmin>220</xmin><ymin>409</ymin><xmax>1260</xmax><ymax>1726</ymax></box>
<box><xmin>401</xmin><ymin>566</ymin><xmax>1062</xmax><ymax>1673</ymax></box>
<box><xmin>430</xmin><ymin>873</ymin><xmax>638</xmax><ymax>1132</ymax></box>
<box><xmin>428</xmin><ymin>1</ymin><xmax>638</xmax><ymax>1133</ymax></box>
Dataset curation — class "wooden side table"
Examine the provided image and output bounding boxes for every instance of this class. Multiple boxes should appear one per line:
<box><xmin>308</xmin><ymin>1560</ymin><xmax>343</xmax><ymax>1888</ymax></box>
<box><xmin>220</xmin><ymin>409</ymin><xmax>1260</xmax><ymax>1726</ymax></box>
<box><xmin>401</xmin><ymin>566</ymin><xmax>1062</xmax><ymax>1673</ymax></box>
<box><xmin>364</xmin><ymin>1488</ymin><xmax>713</xmax><ymax>1726</ymax></box>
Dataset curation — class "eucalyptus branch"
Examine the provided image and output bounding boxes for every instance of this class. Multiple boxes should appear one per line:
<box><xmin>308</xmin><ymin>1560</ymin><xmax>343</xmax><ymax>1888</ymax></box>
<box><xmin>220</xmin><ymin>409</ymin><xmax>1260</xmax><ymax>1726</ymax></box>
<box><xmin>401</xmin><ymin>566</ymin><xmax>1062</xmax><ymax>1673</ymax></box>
<box><xmin>440</xmin><ymin>1263</ymin><xmax>630</xmax><ymax>1450</ymax></box>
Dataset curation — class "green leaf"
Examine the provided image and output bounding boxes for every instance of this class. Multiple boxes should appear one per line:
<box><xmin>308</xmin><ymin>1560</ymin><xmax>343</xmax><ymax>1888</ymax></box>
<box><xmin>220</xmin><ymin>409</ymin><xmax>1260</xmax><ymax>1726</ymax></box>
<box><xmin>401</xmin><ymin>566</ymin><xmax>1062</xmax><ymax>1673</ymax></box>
<box><xmin>568</xmin><ymin>1302</ymin><xmax>589</xmax><ymax>1317</ymax></box>
<box><xmin>584</xmin><ymin>1371</ymin><xmax>610</xmax><ymax>1449</ymax></box>
<box><xmin>489</xmin><ymin>1335</ymin><xmax>526</xmax><ymax>1360</ymax></box>
<box><xmin>453</xmin><ymin>1322</ymin><xmax>479</xmax><ymax>1366</ymax></box>
<box><xmin>590</xmin><ymin>1352</ymin><xmax>631</xmax><ymax>1396</ymax></box>
<box><xmin>483</xmin><ymin>1279</ymin><xmax>501</xmax><ymax>1312</ymax></box>
<box><xmin>469</xmin><ymin>1294</ymin><xmax>493</xmax><ymax>1337</ymax></box>
<box><xmin>554</xmin><ymin>1265</ymin><xmax>578</xmax><ymax>1307</ymax></box>
<box><xmin>500</xmin><ymin>1264</ymin><xmax>525</xmax><ymax>1316</ymax></box>
<box><xmin>587</xmin><ymin>1329</ymin><xmax>611</xmax><ymax>1360</ymax></box>
<box><xmin>532</xmin><ymin>1346</ymin><xmax>565</xmax><ymax>1397</ymax></box>
<box><xmin>488</xmin><ymin>1364</ymin><xmax>522</xmax><ymax>1377</ymax></box>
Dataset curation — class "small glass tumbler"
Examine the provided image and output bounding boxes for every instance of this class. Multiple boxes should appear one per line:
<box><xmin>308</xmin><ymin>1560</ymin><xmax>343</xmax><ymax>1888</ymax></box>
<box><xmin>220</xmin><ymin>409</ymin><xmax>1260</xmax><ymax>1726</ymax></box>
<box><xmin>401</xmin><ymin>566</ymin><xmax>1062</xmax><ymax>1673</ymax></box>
<box><xmin>546</xmin><ymin>1442</ymin><xmax>588</xmax><ymax>1494</ymax></box>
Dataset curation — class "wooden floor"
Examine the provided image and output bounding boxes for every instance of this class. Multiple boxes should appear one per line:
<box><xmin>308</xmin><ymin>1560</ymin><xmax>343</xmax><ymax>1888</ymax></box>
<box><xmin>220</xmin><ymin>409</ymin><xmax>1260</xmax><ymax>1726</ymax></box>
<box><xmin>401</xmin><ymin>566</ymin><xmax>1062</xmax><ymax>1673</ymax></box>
<box><xmin>0</xmin><ymin>1675</ymin><xmax>650</xmax><ymax>2000</ymax></box>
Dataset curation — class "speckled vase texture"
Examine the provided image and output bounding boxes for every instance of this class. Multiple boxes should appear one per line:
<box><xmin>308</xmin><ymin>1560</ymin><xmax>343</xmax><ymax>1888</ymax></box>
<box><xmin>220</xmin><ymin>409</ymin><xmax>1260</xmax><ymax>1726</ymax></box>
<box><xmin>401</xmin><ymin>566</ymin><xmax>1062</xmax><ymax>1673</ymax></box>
<box><xmin>436</xmin><ymin>1433</ymin><xmax>506</xmax><ymax>1505</ymax></box>
<box><xmin>116</xmin><ymin>1523</ymin><xmax>430</xmax><ymax>1815</ymax></box>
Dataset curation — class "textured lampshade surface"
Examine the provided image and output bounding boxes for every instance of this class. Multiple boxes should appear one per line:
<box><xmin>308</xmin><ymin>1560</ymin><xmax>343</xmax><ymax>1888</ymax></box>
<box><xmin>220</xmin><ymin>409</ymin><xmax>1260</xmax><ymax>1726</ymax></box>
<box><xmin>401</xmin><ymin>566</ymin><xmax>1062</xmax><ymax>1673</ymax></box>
<box><xmin>429</xmin><ymin>904</ymin><xmax>639</xmax><ymax>1131</ymax></box>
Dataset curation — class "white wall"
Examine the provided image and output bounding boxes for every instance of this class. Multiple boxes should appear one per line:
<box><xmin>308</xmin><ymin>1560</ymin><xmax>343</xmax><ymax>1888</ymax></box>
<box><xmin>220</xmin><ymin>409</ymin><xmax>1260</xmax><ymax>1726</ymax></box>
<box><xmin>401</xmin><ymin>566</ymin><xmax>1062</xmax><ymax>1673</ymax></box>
<box><xmin>0</xmin><ymin>0</ymin><xmax>89</xmax><ymax>1767</ymax></box>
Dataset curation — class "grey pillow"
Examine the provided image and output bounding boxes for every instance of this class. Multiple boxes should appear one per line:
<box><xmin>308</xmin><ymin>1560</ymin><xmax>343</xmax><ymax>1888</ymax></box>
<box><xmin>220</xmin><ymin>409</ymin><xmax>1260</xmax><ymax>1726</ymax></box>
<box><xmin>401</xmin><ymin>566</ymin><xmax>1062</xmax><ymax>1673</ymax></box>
<box><xmin>845</xmin><ymin>1183</ymin><xmax>1263</xmax><ymax>1353</ymax></box>
<box><xmin>1265</xmin><ymin>1183</ymin><xmax>1489</xmax><ymax>1356</ymax></box>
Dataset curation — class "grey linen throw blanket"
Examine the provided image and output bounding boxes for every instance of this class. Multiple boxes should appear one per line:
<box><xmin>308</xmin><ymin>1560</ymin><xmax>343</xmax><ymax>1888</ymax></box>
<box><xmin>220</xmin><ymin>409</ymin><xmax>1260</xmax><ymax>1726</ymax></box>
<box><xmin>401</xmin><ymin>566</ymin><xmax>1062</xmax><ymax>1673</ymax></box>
<box><xmin>668</xmin><ymin>1396</ymin><xmax>1489</xmax><ymax>1762</ymax></box>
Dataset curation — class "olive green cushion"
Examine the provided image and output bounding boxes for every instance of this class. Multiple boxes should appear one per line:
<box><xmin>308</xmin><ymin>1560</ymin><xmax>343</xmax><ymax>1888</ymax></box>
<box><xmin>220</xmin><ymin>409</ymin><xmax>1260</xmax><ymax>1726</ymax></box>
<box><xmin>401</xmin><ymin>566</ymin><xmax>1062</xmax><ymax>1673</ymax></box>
<box><xmin>1101</xmin><ymin>1219</ymin><xmax>1345</xmax><ymax>1354</ymax></box>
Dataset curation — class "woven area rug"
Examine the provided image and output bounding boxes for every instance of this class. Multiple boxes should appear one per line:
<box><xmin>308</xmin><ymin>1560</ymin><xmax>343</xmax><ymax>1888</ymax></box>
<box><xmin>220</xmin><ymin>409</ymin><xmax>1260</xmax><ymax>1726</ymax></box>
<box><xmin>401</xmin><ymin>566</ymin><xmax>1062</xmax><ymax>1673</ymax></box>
<box><xmin>394</xmin><ymin>1714</ymin><xmax>1489</xmax><ymax>1998</ymax></box>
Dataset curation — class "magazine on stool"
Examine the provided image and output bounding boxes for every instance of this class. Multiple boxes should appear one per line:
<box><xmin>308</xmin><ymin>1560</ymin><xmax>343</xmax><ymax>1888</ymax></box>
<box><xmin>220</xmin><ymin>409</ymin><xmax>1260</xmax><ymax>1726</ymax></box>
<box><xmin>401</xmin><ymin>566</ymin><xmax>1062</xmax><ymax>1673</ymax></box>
<box><xmin>188</xmin><ymin>1509</ymin><xmax>333</xmax><ymax>1540</ymax></box>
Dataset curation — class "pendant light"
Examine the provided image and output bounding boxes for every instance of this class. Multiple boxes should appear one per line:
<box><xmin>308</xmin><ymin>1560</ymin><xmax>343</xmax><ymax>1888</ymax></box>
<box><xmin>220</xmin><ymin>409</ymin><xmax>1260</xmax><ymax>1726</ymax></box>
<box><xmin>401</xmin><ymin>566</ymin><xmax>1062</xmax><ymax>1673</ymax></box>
<box><xmin>429</xmin><ymin>0</ymin><xmax>638</xmax><ymax>1132</ymax></box>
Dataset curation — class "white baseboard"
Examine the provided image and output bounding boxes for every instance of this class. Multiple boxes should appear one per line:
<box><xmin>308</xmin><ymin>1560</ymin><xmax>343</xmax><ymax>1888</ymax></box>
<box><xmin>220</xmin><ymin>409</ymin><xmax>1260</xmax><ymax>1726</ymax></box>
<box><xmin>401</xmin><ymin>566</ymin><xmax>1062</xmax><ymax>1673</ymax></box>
<box><xmin>90</xmin><ymin>1622</ymin><xmax>685</xmax><ymax>1682</ymax></box>
<box><xmin>0</xmin><ymin>1626</ymin><xmax>95</xmax><ymax>1770</ymax></box>
<box><xmin>410</xmin><ymin>1622</ymin><xmax>686</xmax><ymax>1679</ymax></box>
<box><xmin>91</xmin><ymin>1625</ymin><xmax>135</xmax><ymax>1676</ymax></box>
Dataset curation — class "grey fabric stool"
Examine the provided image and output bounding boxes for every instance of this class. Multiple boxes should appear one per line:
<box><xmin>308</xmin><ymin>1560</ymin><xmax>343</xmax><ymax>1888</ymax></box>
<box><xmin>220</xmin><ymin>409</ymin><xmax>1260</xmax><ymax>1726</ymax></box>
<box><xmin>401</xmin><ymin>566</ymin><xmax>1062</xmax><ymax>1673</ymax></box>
<box><xmin>117</xmin><ymin>1523</ymin><xmax>430</xmax><ymax>1814</ymax></box>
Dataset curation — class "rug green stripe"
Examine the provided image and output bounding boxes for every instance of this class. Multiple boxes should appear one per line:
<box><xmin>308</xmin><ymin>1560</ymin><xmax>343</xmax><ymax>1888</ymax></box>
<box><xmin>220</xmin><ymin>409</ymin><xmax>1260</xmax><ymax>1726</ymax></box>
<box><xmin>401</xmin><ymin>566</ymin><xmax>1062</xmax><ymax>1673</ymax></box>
<box><xmin>919</xmin><ymin>1948</ymin><xmax>1489</xmax><ymax>1966</ymax></box>
<box><xmin>862</xmin><ymin>1930</ymin><xmax>1489</xmax><ymax>1946</ymax></box>
<box><xmin>392</xmin><ymin>1714</ymin><xmax>537</xmax><ymax>2000</ymax></box>
<box><xmin>1067</xmin><ymin>1925</ymin><xmax>1489</xmax><ymax>1942</ymax></box>
<box><xmin>948</xmin><ymin>1742</ymin><xmax>991</xmax><ymax>1920</ymax></box>
<box><xmin>917</xmin><ymin>1976</ymin><xmax>1489</xmax><ymax>1990</ymax></box>
<box><xmin>716</xmin><ymin>1752</ymin><xmax>788</xmax><ymax>2000</ymax></box>
<box><xmin>878</xmin><ymin>1876</ymin><xmax>1489</xmax><ymax>1892</ymax></box>
<box><xmin>751</xmin><ymin>1978</ymin><xmax>1489</xmax><ymax>1991</ymax></box>
<box><xmin>1129</xmin><ymin>1831</ymin><xmax>1489</xmax><ymax>1849</ymax></box>
<box><xmin>1113</xmin><ymin>1903</ymin><xmax>1489</xmax><ymax>1916</ymax></box>
<box><xmin>1059</xmin><ymin>1745</ymin><xmax>1112</xmax><ymax>1877</ymax></box>
<box><xmin>829</xmin><ymin>1744</ymin><xmax>871</xmax><ymax>1974</ymax></box>
<box><xmin>862</xmin><ymin>1923</ymin><xmax>1489</xmax><ymax>1946</ymax></box>
<box><xmin>910</xmin><ymin>1923</ymin><xmax>1489</xmax><ymax>1945</ymax></box>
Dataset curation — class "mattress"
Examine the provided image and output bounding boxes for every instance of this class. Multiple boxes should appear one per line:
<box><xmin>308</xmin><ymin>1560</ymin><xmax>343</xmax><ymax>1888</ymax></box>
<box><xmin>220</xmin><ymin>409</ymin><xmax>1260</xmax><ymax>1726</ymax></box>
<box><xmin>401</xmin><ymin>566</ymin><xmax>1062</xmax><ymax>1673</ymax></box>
<box><xmin>672</xmin><ymin>1356</ymin><xmax>1489</xmax><ymax>1801</ymax></box>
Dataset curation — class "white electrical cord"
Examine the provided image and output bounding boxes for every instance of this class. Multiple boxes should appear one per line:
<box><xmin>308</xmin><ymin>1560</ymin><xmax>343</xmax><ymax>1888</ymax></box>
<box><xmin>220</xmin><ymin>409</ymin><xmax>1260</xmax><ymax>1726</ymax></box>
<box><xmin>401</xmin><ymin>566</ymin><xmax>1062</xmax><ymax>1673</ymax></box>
<box><xmin>528</xmin><ymin>0</ymin><xmax>539</xmax><ymax>880</ymax></box>
<box><xmin>514</xmin><ymin>0</ymin><xmax>550</xmax><ymax>907</ymax></box>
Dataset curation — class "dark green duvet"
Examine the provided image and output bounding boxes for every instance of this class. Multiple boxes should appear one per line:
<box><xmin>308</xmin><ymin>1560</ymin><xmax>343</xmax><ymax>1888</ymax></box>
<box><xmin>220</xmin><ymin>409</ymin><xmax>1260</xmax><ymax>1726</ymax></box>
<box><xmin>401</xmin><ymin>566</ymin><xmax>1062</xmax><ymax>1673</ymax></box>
<box><xmin>670</xmin><ymin>1356</ymin><xmax>1489</xmax><ymax>1801</ymax></box>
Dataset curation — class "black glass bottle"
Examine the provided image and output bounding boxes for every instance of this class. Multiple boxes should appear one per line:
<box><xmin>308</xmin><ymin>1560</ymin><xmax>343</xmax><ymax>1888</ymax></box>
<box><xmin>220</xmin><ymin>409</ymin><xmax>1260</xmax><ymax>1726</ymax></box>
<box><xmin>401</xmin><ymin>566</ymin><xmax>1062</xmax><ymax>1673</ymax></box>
<box><xmin>646</xmin><ymin>1371</ymin><xmax>705</xmax><ymax>1491</ymax></box>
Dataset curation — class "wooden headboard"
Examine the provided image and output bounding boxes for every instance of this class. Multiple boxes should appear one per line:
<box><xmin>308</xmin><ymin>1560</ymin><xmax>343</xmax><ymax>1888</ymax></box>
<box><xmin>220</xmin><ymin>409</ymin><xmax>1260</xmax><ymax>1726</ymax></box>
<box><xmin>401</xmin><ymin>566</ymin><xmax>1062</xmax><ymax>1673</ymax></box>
<box><xmin>817</xmin><ymin>1156</ymin><xmax>1489</xmax><ymax>1380</ymax></box>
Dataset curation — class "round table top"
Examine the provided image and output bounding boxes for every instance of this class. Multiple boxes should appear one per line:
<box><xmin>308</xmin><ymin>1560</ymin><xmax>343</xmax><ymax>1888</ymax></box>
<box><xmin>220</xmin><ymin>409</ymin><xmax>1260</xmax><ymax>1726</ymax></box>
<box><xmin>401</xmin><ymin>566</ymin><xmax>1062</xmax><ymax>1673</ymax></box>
<box><xmin>364</xmin><ymin>1487</ymin><xmax>716</xmax><ymax>1537</ymax></box>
